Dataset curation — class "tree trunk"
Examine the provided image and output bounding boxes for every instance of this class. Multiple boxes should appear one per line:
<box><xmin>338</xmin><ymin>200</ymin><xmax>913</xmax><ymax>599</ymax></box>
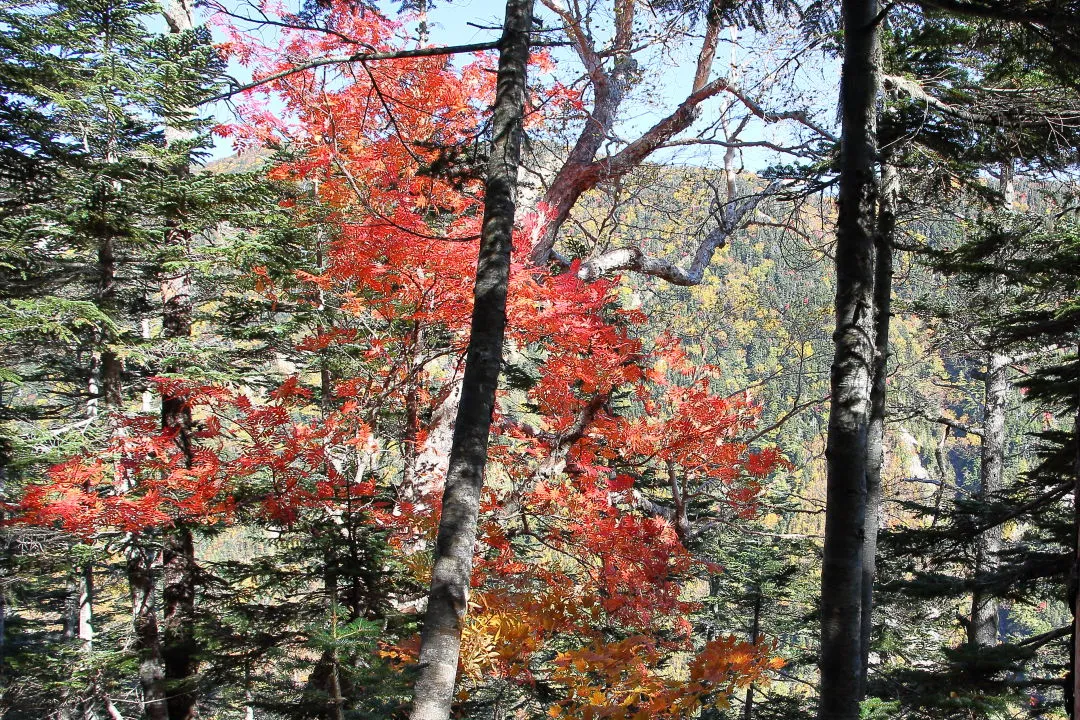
<box><xmin>158</xmin><ymin>4</ymin><xmax>200</xmax><ymax>718</ymax></box>
<box><xmin>1072</xmin><ymin>396</ymin><xmax>1080</xmax><ymax>719</ymax></box>
<box><xmin>402</xmin><ymin>321</ymin><xmax>422</xmax><ymax>494</ymax></box>
<box><xmin>969</xmin><ymin>351</ymin><xmax>1007</xmax><ymax>649</ymax></box>
<box><xmin>70</xmin><ymin>223</ymin><xmax>119</xmax><ymax>720</ymax></box>
<box><xmin>162</xmin><ymin>527</ymin><xmax>197</xmax><ymax>720</ymax></box>
<box><xmin>968</xmin><ymin>164</ymin><xmax>1013</xmax><ymax>651</ymax></box>
<box><xmin>98</xmin><ymin>233</ymin><xmax>122</xmax><ymax>407</ymax></box>
<box><xmin>79</xmin><ymin>561</ymin><xmax>94</xmax><ymax>652</ymax></box>
<box><xmin>408</xmin><ymin>0</ymin><xmax>533</xmax><ymax>716</ymax></box>
<box><xmin>128</xmin><ymin>545</ymin><xmax>169</xmax><ymax>720</ymax></box>
<box><xmin>859</xmin><ymin>159</ymin><xmax>896</xmax><ymax>697</ymax></box>
<box><xmin>744</xmin><ymin>589</ymin><xmax>762</xmax><ymax>720</ymax></box>
<box><xmin>819</xmin><ymin>0</ymin><xmax>880</xmax><ymax>715</ymax></box>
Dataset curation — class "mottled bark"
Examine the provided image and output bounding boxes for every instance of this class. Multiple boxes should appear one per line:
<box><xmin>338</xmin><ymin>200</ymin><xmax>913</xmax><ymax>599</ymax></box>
<box><xmin>128</xmin><ymin>545</ymin><xmax>168</xmax><ymax>720</ymax></box>
<box><xmin>969</xmin><ymin>352</ymin><xmax>1007</xmax><ymax>649</ymax></box>
<box><xmin>155</xmin><ymin>4</ymin><xmax>199</xmax><ymax>716</ymax></box>
<box><xmin>819</xmin><ymin>0</ymin><xmax>881</xmax><ymax>715</ymax></box>
<box><xmin>79</xmin><ymin>562</ymin><xmax>94</xmax><ymax>651</ymax></box>
<box><xmin>61</xmin><ymin>563</ymin><xmax>99</xmax><ymax>720</ymax></box>
<box><xmin>408</xmin><ymin>0</ymin><xmax>533</xmax><ymax>715</ymax></box>
<box><xmin>158</xmin><ymin>3</ymin><xmax>200</xmax><ymax>717</ymax></box>
<box><xmin>859</xmin><ymin>160</ymin><xmax>896</xmax><ymax>697</ymax></box>
<box><xmin>969</xmin><ymin>165</ymin><xmax>1012</xmax><ymax>651</ymax></box>
<box><xmin>162</xmin><ymin>528</ymin><xmax>197</xmax><ymax>720</ymax></box>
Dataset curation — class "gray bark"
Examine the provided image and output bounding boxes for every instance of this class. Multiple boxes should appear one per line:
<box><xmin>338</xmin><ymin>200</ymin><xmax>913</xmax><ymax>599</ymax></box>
<box><xmin>408</xmin><ymin>0</ymin><xmax>533</xmax><ymax>717</ymax></box>
<box><xmin>969</xmin><ymin>164</ymin><xmax>1012</xmax><ymax>650</ymax></box>
<box><xmin>969</xmin><ymin>351</ymin><xmax>1007</xmax><ymax>649</ymax></box>
<box><xmin>79</xmin><ymin>562</ymin><xmax>94</xmax><ymax>651</ymax></box>
<box><xmin>162</xmin><ymin>527</ymin><xmax>197</xmax><ymax>720</ymax></box>
<box><xmin>128</xmin><ymin>545</ymin><xmax>168</xmax><ymax>720</ymax></box>
<box><xmin>859</xmin><ymin>160</ymin><xmax>896</xmax><ymax>696</ymax></box>
<box><xmin>819</xmin><ymin>0</ymin><xmax>881</xmax><ymax>715</ymax></box>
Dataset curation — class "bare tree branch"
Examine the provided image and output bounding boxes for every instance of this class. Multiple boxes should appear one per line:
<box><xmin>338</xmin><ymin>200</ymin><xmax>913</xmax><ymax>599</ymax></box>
<box><xmin>575</xmin><ymin>181</ymin><xmax>781</xmax><ymax>284</ymax></box>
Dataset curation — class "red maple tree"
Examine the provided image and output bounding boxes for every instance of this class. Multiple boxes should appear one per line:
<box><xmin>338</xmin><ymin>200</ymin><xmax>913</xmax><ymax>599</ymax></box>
<box><xmin>15</xmin><ymin>3</ymin><xmax>788</xmax><ymax>714</ymax></box>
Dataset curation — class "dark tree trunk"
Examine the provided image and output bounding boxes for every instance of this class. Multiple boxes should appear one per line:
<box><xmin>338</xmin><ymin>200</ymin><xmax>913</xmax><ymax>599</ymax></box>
<box><xmin>819</xmin><ymin>0</ymin><xmax>880</xmax><ymax>715</ymax></box>
<box><xmin>158</xmin><ymin>4</ymin><xmax>200</xmax><ymax>717</ymax></box>
<box><xmin>128</xmin><ymin>545</ymin><xmax>169</xmax><ymax>720</ymax></box>
<box><xmin>859</xmin><ymin>160</ymin><xmax>896</xmax><ymax>697</ymax></box>
<box><xmin>162</xmin><ymin>527</ymin><xmax>197</xmax><ymax>720</ymax></box>
<box><xmin>408</xmin><ymin>0</ymin><xmax>533</xmax><ymax>716</ymax></box>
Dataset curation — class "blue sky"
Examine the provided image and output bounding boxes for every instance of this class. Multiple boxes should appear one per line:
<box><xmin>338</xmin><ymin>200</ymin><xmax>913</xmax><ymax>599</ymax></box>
<box><xmin>200</xmin><ymin>0</ymin><xmax>839</xmax><ymax>171</ymax></box>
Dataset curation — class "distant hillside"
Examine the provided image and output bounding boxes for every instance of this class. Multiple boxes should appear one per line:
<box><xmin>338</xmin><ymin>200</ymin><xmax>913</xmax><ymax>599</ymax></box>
<box><xmin>203</xmin><ymin>148</ymin><xmax>271</xmax><ymax>174</ymax></box>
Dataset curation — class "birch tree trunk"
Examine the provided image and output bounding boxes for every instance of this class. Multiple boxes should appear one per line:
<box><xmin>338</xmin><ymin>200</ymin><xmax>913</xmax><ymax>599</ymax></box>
<box><xmin>408</xmin><ymin>0</ymin><xmax>533</xmax><ymax>715</ymax></box>
<box><xmin>819</xmin><ymin>0</ymin><xmax>881</xmax><ymax>714</ymax></box>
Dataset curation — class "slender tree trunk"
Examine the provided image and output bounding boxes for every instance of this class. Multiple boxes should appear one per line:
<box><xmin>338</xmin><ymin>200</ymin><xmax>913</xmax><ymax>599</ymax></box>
<box><xmin>79</xmin><ymin>562</ymin><xmax>94</xmax><ymax>652</ymax></box>
<box><xmin>0</xmin><ymin>434</ymin><xmax>7</xmax><ymax>670</ymax></box>
<box><xmin>1072</xmin><ymin>395</ymin><xmax>1080</xmax><ymax>719</ymax></box>
<box><xmin>969</xmin><ymin>351</ymin><xmax>1007</xmax><ymax>650</ymax></box>
<box><xmin>744</xmin><ymin>589</ymin><xmax>762</xmax><ymax>720</ymax></box>
<box><xmin>408</xmin><ymin>0</ymin><xmax>533</xmax><ymax>716</ymax></box>
<box><xmin>819</xmin><ymin>0</ymin><xmax>880</xmax><ymax>715</ymax></box>
<box><xmin>402</xmin><ymin>322</ymin><xmax>422</xmax><ymax>493</ymax></box>
<box><xmin>70</xmin><ymin>226</ymin><xmax>120</xmax><ymax>720</ymax></box>
<box><xmin>98</xmin><ymin>234</ymin><xmax>122</xmax><ymax>406</ymax></box>
<box><xmin>859</xmin><ymin>159</ymin><xmax>896</xmax><ymax>697</ymax></box>
<box><xmin>968</xmin><ymin>164</ymin><xmax>1012</xmax><ymax>651</ymax></box>
<box><xmin>128</xmin><ymin>545</ymin><xmax>169</xmax><ymax>720</ymax></box>
<box><xmin>0</xmin><ymin>540</ymin><xmax>5</xmax><ymax>670</ymax></box>
<box><xmin>62</xmin><ymin>562</ymin><xmax>98</xmax><ymax>720</ymax></box>
<box><xmin>78</xmin><ymin>562</ymin><xmax>99</xmax><ymax>720</ymax></box>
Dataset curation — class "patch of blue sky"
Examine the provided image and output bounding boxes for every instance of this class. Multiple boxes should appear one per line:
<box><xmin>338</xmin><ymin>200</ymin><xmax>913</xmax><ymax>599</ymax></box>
<box><xmin>198</xmin><ymin>0</ymin><xmax>839</xmax><ymax>173</ymax></box>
